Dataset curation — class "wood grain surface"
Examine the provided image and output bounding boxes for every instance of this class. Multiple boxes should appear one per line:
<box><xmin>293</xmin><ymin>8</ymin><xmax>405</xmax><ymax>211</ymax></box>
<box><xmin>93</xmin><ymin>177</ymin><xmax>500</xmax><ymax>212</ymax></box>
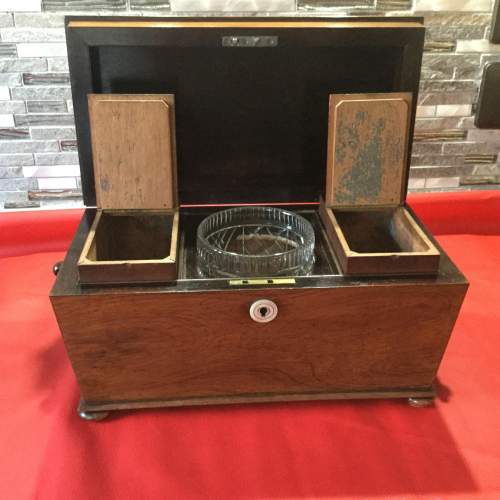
<box><xmin>88</xmin><ymin>94</ymin><xmax>177</xmax><ymax>210</ymax></box>
<box><xmin>325</xmin><ymin>92</ymin><xmax>412</xmax><ymax>208</ymax></box>
<box><xmin>52</xmin><ymin>283</ymin><xmax>466</xmax><ymax>405</ymax></box>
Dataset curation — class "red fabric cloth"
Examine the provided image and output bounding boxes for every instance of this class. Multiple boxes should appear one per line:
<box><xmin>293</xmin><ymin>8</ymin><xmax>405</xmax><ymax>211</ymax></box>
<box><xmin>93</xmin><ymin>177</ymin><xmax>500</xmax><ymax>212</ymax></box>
<box><xmin>1</xmin><ymin>192</ymin><xmax>500</xmax><ymax>500</ymax></box>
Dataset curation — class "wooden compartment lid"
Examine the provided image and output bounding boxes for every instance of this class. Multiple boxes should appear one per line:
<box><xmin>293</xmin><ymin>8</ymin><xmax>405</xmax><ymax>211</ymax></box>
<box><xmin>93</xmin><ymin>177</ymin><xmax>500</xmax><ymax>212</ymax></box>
<box><xmin>88</xmin><ymin>94</ymin><xmax>177</xmax><ymax>210</ymax></box>
<box><xmin>325</xmin><ymin>92</ymin><xmax>412</xmax><ymax>209</ymax></box>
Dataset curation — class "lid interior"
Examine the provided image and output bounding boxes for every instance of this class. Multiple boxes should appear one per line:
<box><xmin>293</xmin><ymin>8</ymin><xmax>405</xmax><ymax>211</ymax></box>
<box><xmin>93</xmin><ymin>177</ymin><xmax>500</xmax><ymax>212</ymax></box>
<box><xmin>88</xmin><ymin>93</ymin><xmax>177</xmax><ymax>210</ymax></box>
<box><xmin>325</xmin><ymin>92</ymin><xmax>412</xmax><ymax>208</ymax></box>
<box><xmin>67</xmin><ymin>18</ymin><xmax>424</xmax><ymax>206</ymax></box>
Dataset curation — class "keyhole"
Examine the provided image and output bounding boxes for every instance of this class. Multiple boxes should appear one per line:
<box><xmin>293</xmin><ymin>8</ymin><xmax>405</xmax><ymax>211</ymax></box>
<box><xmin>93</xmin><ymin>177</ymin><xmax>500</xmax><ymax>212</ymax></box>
<box><xmin>259</xmin><ymin>307</ymin><xmax>269</xmax><ymax>318</ymax></box>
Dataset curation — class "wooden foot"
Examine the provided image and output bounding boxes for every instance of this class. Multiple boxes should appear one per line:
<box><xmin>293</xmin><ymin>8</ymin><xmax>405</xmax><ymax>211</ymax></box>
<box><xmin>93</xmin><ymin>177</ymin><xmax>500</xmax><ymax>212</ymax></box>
<box><xmin>78</xmin><ymin>409</ymin><xmax>110</xmax><ymax>421</ymax></box>
<box><xmin>52</xmin><ymin>261</ymin><xmax>63</xmax><ymax>276</ymax></box>
<box><xmin>408</xmin><ymin>397</ymin><xmax>434</xmax><ymax>408</ymax></box>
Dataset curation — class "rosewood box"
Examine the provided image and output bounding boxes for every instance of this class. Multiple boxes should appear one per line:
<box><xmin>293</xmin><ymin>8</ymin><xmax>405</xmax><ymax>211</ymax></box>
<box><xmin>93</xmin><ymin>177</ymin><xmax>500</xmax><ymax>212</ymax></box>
<box><xmin>50</xmin><ymin>16</ymin><xmax>468</xmax><ymax>421</ymax></box>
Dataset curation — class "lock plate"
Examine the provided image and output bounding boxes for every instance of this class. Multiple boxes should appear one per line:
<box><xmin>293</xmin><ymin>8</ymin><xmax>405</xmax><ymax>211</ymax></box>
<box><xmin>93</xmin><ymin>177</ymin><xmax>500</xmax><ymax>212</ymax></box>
<box><xmin>249</xmin><ymin>299</ymin><xmax>278</xmax><ymax>323</ymax></box>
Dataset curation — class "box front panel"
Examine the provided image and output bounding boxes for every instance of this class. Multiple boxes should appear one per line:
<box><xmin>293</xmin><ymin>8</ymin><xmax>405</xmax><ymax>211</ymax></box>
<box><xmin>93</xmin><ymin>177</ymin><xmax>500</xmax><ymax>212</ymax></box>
<box><xmin>53</xmin><ymin>283</ymin><xmax>465</xmax><ymax>404</ymax></box>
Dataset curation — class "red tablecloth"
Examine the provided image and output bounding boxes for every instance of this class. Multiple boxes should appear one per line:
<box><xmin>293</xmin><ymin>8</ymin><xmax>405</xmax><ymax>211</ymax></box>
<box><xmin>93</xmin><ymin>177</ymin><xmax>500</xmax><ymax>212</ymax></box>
<box><xmin>1</xmin><ymin>192</ymin><xmax>500</xmax><ymax>500</ymax></box>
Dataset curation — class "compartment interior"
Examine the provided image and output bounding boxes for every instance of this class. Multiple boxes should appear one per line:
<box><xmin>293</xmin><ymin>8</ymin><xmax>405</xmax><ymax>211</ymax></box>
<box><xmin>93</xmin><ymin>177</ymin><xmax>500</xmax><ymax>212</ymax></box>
<box><xmin>178</xmin><ymin>208</ymin><xmax>339</xmax><ymax>279</ymax></box>
<box><xmin>333</xmin><ymin>207</ymin><xmax>430</xmax><ymax>254</ymax></box>
<box><xmin>87</xmin><ymin>211</ymin><xmax>173</xmax><ymax>261</ymax></box>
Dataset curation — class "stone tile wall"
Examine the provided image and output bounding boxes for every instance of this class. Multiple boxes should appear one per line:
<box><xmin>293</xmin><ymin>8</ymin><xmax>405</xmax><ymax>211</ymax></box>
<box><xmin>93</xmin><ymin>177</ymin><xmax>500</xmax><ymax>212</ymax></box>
<box><xmin>0</xmin><ymin>0</ymin><xmax>499</xmax><ymax>208</ymax></box>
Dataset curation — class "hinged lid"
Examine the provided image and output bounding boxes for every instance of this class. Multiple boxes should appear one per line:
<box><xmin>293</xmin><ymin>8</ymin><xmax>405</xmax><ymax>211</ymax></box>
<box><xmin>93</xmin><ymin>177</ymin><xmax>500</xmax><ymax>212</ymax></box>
<box><xmin>66</xmin><ymin>17</ymin><xmax>424</xmax><ymax>206</ymax></box>
<box><xmin>325</xmin><ymin>92</ymin><xmax>412</xmax><ymax>208</ymax></box>
<box><xmin>88</xmin><ymin>94</ymin><xmax>177</xmax><ymax>210</ymax></box>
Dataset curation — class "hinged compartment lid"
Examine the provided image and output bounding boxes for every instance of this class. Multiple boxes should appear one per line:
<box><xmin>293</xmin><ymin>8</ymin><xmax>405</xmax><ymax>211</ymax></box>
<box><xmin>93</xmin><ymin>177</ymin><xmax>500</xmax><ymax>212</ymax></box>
<box><xmin>88</xmin><ymin>93</ymin><xmax>177</xmax><ymax>210</ymax></box>
<box><xmin>325</xmin><ymin>92</ymin><xmax>412</xmax><ymax>209</ymax></box>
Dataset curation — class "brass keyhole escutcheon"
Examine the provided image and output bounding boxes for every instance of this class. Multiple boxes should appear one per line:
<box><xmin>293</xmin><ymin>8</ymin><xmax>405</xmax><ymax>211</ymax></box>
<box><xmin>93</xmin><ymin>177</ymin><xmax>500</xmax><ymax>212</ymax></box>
<box><xmin>249</xmin><ymin>299</ymin><xmax>278</xmax><ymax>323</ymax></box>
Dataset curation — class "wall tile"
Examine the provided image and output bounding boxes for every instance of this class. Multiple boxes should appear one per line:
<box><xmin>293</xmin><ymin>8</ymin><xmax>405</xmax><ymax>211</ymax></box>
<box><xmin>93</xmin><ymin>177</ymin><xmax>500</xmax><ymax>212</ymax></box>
<box><xmin>467</xmin><ymin>129</ymin><xmax>500</xmax><ymax>143</ymax></box>
<box><xmin>31</xmin><ymin>127</ymin><xmax>76</xmax><ymax>140</ymax></box>
<box><xmin>414</xmin><ymin>130</ymin><xmax>467</xmax><ymax>142</ymax></box>
<box><xmin>471</xmin><ymin>164</ymin><xmax>500</xmax><ymax>175</ymax></box>
<box><xmin>412</xmin><ymin>142</ymin><xmax>442</xmax><ymax>154</ymax></box>
<box><xmin>0</xmin><ymin>166</ymin><xmax>24</xmax><ymax>178</ymax></box>
<box><xmin>420</xmin><ymin>80</ymin><xmax>478</xmax><ymax>93</ymax></box>
<box><xmin>464</xmin><ymin>154</ymin><xmax>498</xmax><ymax>164</ymax></box>
<box><xmin>14</xmin><ymin>113</ymin><xmax>74</xmax><ymax>126</ymax></box>
<box><xmin>11</xmin><ymin>86</ymin><xmax>71</xmax><ymax>100</ymax></box>
<box><xmin>460</xmin><ymin>174</ymin><xmax>500</xmax><ymax>185</ymax></box>
<box><xmin>60</xmin><ymin>139</ymin><xmax>77</xmax><ymax>151</ymax></box>
<box><xmin>0</xmin><ymin>191</ymin><xmax>30</xmax><ymax>203</ymax></box>
<box><xmin>454</xmin><ymin>54</ymin><xmax>482</xmax><ymax>79</ymax></box>
<box><xmin>408</xmin><ymin>178</ymin><xmax>426</xmax><ymax>189</ymax></box>
<box><xmin>17</xmin><ymin>43</ymin><xmax>67</xmax><ymax>57</ymax></box>
<box><xmin>422</xmin><ymin>54</ymin><xmax>481</xmax><ymax>81</ymax></box>
<box><xmin>421</xmin><ymin>55</ymin><xmax>454</xmax><ymax>80</ymax></box>
<box><xmin>0</xmin><ymin>114</ymin><xmax>15</xmax><ymax>127</ymax></box>
<box><xmin>130</xmin><ymin>0</ymin><xmax>171</xmax><ymax>9</ymax></box>
<box><xmin>0</xmin><ymin>58</ymin><xmax>47</xmax><ymax>72</ymax></box>
<box><xmin>47</xmin><ymin>57</ymin><xmax>68</xmax><ymax>71</ymax></box>
<box><xmin>424</xmin><ymin>40</ymin><xmax>455</xmax><ymax>52</ymax></box>
<box><xmin>435</xmin><ymin>104</ymin><xmax>472</xmax><ymax>116</ymax></box>
<box><xmin>0</xmin><ymin>28</ymin><xmax>65</xmax><ymax>42</ymax></box>
<box><xmin>0</xmin><ymin>140</ymin><xmax>59</xmax><ymax>153</ymax></box>
<box><xmin>410</xmin><ymin>165</ymin><xmax>472</xmax><ymax>178</ymax></box>
<box><xmin>23</xmin><ymin>72</ymin><xmax>69</xmax><ymax>85</ymax></box>
<box><xmin>37</xmin><ymin>177</ymin><xmax>77</xmax><ymax>189</ymax></box>
<box><xmin>0</xmin><ymin>44</ymin><xmax>17</xmax><ymax>57</ymax></box>
<box><xmin>0</xmin><ymin>86</ymin><xmax>11</xmax><ymax>100</ymax></box>
<box><xmin>4</xmin><ymin>200</ymin><xmax>40</xmax><ymax>208</ymax></box>
<box><xmin>411</xmin><ymin>154</ymin><xmax>462</xmax><ymax>166</ymax></box>
<box><xmin>423</xmin><ymin>13</ymin><xmax>492</xmax><ymax>26</ymax></box>
<box><xmin>0</xmin><ymin>14</ymin><xmax>13</xmax><ymax>27</ymax></box>
<box><xmin>0</xmin><ymin>155</ymin><xmax>34</xmax><ymax>167</ymax></box>
<box><xmin>23</xmin><ymin>164</ymin><xmax>80</xmax><ymax>177</ymax></box>
<box><xmin>26</xmin><ymin>100</ymin><xmax>67</xmax><ymax>113</ymax></box>
<box><xmin>457</xmin><ymin>40</ymin><xmax>500</xmax><ymax>52</ymax></box>
<box><xmin>426</xmin><ymin>26</ymin><xmax>485</xmax><ymax>42</ymax></box>
<box><xmin>375</xmin><ymin>0</ymin><xmax>411</xmax><ymax>10</ymax></box>
<box><xmin>424</xmin><ymin>177</ymin><xmax>460</xmax><ymax>189</ymax></box>
<box><xmin>415</xmin><ymin>117</ymin><xmax>463</xmax><ymax>130</ymax></box>
<box><xmin>0</xmin><ymin>73</ymin><xmax>22</xmax><ymax>86</ymax></box>
<box><xmin>415</xmin><ymin>0</ymin><xmax>492</xmax><ymax>12</ymax></box>
<box><xmin>0</xmin><ymin>128</ymin><xmax>30</xmax><ymax>140</ymax></box>
<box><xmin>443</xmin><ymin>142</ymin><xmax>499</xmax><ymax>155</ymax></box>
<box><xmin>0</xmin><ymin>101</ymin><xmax>26</xmax><ymax>114</ymax></box>
<box><xmin>416</xmin><ymin>105</ymin><xmax>436</xmax><ymax>118</ymax></box>
<box><xmin>14</xmin><ymin>14</ymin><xmax>65</xmax><ymax>28</ymax></box>
<box><xmin>172</xmin><ymin>0</ymin><xmax>296</xmax><ymax>11</ymax></box>
<box><xmin>28</xmin><ymin>188</ymin><xmax>82</xmax><ymax>201</ymax></box>
<box><xmin>0</xmin><ymin>177</ymin><xmax>37</xmax><ymax>191</ymax></box>
<box><xmin>418</xmin><ymin>92</ymin><xmax>477</xmax><ymax>106</ymax></box>
<box><xmin>35</xmin><ymin>152</ymin><xmax>79</xmax><ymax>165</ymax></box>
<box><xmin>42</xmin><ymin>0</ymin><xmax>127</xmax><ymax>10</ymax></box>
<box><xmin>0</xmin><ymin>1</ymin><xmax>41</xmax><ymax>12</ymax></box>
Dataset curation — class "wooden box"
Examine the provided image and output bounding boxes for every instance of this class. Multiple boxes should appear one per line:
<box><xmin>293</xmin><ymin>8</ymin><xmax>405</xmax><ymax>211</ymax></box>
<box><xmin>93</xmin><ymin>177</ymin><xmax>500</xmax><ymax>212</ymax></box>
<box><xmin>78</xmin><ymin>94</ymin><xmax>179</xmax><ymax>285</ymax></box>
<box><xmin>50</xmin><ymin>17</ymin><xmax>468</xmax><ymax>420</ymax></box>
<box><xmin>320</xmin><ymin>92</ymin><xmax>441</xmax><ymax>276</ymax></box>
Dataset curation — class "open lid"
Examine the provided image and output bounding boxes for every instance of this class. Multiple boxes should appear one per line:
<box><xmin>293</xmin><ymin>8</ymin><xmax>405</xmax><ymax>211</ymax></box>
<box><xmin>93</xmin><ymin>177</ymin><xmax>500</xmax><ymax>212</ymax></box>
<box><xmin>88</xmin><ymin>94</ymin><xmax>177</xmax><ymax>210</ymax></box>
<box><xmin>66</xmin><ymin>17</ymin><xmax>424</xmax><ymax>206</ymax></box>
<box><xmin>325</xmin><ymin>92</ymin><xmax>412</xmax><ymax>208</ymax></box>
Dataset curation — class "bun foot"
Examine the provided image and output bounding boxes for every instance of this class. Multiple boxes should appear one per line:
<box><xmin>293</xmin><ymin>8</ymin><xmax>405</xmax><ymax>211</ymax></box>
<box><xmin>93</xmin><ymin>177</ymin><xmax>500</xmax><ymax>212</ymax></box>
<box><xmin>53</xmin><ymin>261</ymin><xmax>63</xmax><ymax>276</ymax></box>
<box><xmin>78</xmin><ymin>410</ymin><xmax>110</xmax><ymax>421</ymax></box>
<box><xmin>408</xmin><ymin>397</ymin><xmax>434</xmax><ymax>408</ymax></box>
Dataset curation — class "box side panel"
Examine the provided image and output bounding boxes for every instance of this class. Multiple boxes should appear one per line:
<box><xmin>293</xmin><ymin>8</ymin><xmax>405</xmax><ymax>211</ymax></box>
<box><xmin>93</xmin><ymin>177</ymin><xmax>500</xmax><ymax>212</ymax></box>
<box><xmin>52</xmin><ymin>283</ymin><xmax>466</xmax><ymax>405</ymax></box>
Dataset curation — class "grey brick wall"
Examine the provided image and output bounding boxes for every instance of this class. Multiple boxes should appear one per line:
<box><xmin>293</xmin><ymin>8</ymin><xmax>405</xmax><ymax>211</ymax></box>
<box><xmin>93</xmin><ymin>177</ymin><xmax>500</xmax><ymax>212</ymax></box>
<box><xmin>0</xmin><ymin>0</ymin><xmax>500</xmax><ymax>209</ymax></box>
